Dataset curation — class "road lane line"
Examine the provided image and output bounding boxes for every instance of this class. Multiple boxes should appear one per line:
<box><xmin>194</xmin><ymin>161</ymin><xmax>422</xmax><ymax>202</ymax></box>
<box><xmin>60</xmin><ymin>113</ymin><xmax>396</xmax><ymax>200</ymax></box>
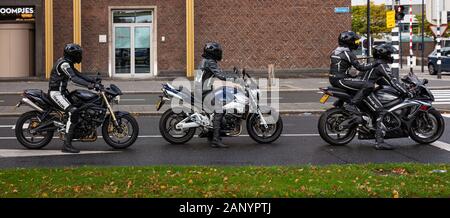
<box><xmin>431</xmin><ymin>141</ymin><xmax>450</xmax><ymax>152</ymax></box>
<box><xmin>442</xmin><ymin>114</ymin><xmax>450</xmax><ymax>118</ymax></box>
<box><xmin>121</xmin><ymin>99</ymin><xmax>146</xmax><ymax>102</ymax></box>
<box><xmin>0</xmin><ymin>134</ymin><xmax>323</xmax><ymax>140</ymax></box>
<box><xmin>0</xmin><ymin>125</ymin><xmax>14</xmax><ymax>128</ymax></box>
<box><xmin>0</xmin><ymin>149</ymin><xmax>120</xmax><ymax>158</ymax></box>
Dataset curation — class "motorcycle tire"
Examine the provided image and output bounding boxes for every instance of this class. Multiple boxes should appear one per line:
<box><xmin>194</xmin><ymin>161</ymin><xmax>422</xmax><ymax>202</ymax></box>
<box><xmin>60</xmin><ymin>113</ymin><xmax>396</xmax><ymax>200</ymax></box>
<box><xmin>159</xmin><ymin>109</ymin><xmax>196</xmax><ymax>144</ymax></box>
<box><xmin>318</xmin><ymin>108</ymin><xmax>357</xmax><ymax>146</ymax></box>
<box><xmin>247</xmin><ymin>113</ymin><xmax>283</xmax><ymax>144</ymax></box>
<box><xmin>409</xmin><ymin>109</ymin><xmax>445</xmax><ymax>145</ymax></box>
<box><xmin>102</xmin><ymin>113</ymin><xmax>139</xmax><ymax>149</ymax></box>
<box><xmin>15</xmin><ymin>111</ymin><xmax>54</xmax><ymax>149</ymax></box>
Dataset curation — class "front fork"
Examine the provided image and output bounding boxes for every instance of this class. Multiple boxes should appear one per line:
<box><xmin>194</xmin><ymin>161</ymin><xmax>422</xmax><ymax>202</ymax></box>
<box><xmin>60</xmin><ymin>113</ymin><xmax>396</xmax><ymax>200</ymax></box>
<box><xmin>101</xmin><ymin>91</ymin><xmax>120</xmax><ymax>127</ymax></box>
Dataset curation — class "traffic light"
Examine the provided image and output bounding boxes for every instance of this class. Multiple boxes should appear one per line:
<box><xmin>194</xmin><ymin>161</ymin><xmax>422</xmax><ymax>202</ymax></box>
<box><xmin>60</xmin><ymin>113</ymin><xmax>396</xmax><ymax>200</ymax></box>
<box><xmin>395</xmin><ymin>5</ymin><xmax>405</xmax><ymax>21</ymax></box>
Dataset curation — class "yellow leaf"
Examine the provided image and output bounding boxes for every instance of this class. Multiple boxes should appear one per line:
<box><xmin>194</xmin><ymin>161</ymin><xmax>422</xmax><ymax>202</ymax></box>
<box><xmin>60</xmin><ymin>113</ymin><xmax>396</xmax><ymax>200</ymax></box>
<box><xmin>393</xmin><ymin>190</ymin><xmax>400</xmax><ymax>198</ymax></box>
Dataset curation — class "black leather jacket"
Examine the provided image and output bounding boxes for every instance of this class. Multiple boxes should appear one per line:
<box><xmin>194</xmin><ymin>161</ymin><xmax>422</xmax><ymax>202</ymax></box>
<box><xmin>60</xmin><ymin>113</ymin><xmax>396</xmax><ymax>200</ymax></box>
<box><xmin>330</xmin><ymin>47</ymin><xmax>378</xmax><ymax>80</ymax></box>
<box><xmin>49</xmin><ymin>58</ymin><xmax>95</xmax><ymax>93</ymax></box>
<box><xmin>199</xmin><ymin>58</ymin><xmax>237</xmax><ymax>90</ymax></box>
<box><xmin>360</xmin><ymin>62</ymin><xmax>408</xmax><ymax>95</ymax></box>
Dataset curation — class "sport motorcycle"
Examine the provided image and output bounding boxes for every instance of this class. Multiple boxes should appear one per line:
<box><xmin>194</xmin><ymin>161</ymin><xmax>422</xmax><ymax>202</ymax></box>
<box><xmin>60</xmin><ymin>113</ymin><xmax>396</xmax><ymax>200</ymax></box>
<box><xmin>318</xmin><ymin>73</ymin><xmax>444</xmax><ymax>146</ymax></box>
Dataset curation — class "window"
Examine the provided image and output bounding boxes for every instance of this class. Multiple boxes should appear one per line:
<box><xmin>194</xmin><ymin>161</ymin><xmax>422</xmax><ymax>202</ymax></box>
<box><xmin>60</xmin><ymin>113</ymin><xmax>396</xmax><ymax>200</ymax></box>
<box><xmin>113</xmin><ymin>10</ymin><xmax>152</xmax><ymax>23</ymax></box>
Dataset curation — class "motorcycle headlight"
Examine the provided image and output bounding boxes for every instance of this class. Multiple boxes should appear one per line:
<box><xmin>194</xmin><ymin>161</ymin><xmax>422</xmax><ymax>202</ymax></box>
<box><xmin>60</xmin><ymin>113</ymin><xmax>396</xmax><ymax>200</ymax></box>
<box><xmin>114</xmin><ymin>96</ymin><xmax>121</xmax><ymax>104</ymax></box>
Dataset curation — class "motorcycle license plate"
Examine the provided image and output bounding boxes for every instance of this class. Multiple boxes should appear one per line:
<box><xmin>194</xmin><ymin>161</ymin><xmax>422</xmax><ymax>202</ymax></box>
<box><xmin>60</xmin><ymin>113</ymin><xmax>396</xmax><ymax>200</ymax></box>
<box><xmin>320</xmin><ymin>94</ymin><xmax>330</xmax><ymax>104</ymax></box>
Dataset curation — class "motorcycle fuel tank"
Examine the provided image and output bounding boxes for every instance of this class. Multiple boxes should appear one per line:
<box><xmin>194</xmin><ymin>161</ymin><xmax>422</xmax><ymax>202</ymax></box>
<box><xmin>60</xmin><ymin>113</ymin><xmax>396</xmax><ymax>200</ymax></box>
<box><xmin>375</xmin><ymin>87</ymin><xmax>400</xmax><ymax>105</ymax></box>
<box><xmin>70</xmin><ymin>90</ymin><xmax>99</xmax><ymax>103</ymax></box>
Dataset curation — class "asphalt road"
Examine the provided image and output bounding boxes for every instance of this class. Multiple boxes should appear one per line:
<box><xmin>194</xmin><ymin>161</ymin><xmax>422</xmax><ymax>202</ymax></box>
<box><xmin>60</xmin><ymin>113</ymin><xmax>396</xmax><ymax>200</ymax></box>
<box><xmin>0</xmin><ymin>92</ymin><xmax>324</xmax><ymax>106</ymax></box>
<box><xmin>0</xmin><ymin>114</ymin><xmax>450</xmax><ymax>168</ymax></box>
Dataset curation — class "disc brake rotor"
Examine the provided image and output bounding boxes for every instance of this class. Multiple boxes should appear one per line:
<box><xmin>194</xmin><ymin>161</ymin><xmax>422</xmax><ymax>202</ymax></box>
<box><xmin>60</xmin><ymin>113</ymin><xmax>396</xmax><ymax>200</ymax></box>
<box><xmin>111</xmin><ymin>123</ymin><xmax>129</xmax><ymax>139</ymax></box>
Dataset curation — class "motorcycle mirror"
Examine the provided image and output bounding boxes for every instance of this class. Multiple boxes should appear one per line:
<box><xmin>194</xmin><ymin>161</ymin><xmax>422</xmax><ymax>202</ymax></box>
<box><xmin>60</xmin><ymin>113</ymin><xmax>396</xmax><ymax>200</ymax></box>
<box><xmin>423</xmin><ymin>79</ymin><xmax>429</xmax><ymax>85</ymax></box>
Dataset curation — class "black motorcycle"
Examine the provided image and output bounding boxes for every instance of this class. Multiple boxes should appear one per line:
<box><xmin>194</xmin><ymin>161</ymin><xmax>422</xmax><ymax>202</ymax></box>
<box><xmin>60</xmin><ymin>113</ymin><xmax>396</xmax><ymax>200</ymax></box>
<box><xmin>318</xmin><ymin>73</ymin><xmax>445</xmax><ymax>146</ymax></box>
<box><xmin>15</xmin><ymin>76</ymin><xmax>139</xmax><ymax>149</ymax></box>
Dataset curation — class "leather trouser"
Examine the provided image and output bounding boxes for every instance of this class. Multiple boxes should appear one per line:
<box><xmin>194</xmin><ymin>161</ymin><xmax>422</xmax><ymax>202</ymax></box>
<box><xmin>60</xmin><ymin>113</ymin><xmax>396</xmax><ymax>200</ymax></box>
<box><xmin>212</xmin><ymin>112</ymin><xmax>224</xmax><ymax>143</ymax></box>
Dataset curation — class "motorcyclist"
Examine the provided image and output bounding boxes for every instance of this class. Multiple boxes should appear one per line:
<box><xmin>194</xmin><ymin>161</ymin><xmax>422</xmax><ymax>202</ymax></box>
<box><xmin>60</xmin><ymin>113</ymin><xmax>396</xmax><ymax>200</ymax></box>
<box><xmin>48</xmin><ymin>43</ymin><xmax>98</xmax><ymax>153</ymax></box>
<box><xmin>329</xmin><ymin>31</ymin><xmax>381</xmax><ymax>116</ymax></box>
<box><xmin>198</xmin><ymin>42</ymin><xmax>239</xmax><ymax>149</ymax></box>
<box><xmin>360</xmin><ymin>44</ymin><xmax>412</xmax><ymax>150</ymax></box>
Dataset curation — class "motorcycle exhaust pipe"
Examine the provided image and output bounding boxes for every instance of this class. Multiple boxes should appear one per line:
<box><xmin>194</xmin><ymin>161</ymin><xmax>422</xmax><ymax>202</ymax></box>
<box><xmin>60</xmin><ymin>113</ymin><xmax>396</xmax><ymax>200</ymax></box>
<box><xmin>21</xmin><ymin>98</ymin><xmax>44</xmax><ymax>113</ymax></box>
<box><xmin>176</xmin><ymin>122</ymin><xmax>201</xmax><ymax>130</ymax></box>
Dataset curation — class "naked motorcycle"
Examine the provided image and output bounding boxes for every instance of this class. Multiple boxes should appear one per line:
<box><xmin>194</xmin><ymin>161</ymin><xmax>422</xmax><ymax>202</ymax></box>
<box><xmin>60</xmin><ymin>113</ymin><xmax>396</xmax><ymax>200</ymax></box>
<box><xmin>15</xmin><ymin>75</ymin><xmax>139</xmax><ymax>149</ymax></box>
<box><xmin>156</xmin><ymin>69</ymin><xmax>283</xmax><ymax>145</ymax></box>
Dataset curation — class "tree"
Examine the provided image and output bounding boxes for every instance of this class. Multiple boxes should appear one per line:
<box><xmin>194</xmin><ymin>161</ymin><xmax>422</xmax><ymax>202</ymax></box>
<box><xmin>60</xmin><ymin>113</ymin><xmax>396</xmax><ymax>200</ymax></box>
<box><xmin>352</xmin><ymin>2</ymin><xmax>392</xmax><ymax>38</ymax></box>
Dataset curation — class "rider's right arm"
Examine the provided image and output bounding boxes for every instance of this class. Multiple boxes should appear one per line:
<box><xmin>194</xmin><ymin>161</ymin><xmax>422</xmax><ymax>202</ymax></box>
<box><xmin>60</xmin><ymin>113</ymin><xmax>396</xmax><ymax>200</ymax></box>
<box><xmin>205</xmin><ymin>60</ymin><xmax>236</xmax><ymax>81</ymax></box>
<box><xmin>344</xmin><ymin>51</ymin><xmax>378</xmax><ymax>72</ymax></box>
<box><xmin>60</xmin><ymin>62</ymin><xmax>94</xmax><ymax>88</ymax></box>
<box><xmin>379</xmin><ymin>64</ymin><xmax>409</xmax><ymax>95</ymax></box>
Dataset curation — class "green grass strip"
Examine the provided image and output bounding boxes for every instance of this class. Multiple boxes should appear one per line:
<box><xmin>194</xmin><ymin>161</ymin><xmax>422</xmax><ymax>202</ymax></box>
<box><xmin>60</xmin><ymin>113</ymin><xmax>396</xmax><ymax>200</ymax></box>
<box><xmin>0</xmin><ymin>163</ymin><xmax>449</xmax><ymax>198</ymax></box>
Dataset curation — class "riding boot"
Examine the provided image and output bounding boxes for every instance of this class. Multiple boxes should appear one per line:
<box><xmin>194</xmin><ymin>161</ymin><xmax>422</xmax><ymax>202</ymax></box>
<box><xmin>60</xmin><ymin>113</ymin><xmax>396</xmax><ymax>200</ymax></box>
<box><xmin>374</xmin><ymin>114</ymin><xmax>394</xmax><ymax>150</ymax></box>
<box><xmin>211</xmin><ymin>113</ymin><xmax>229</xmax><ymax>149</ymax></box>
<box><xmin>62</xmin><ymin>113</ymin><xmax>80</xmax><ymax>154</ymax></box>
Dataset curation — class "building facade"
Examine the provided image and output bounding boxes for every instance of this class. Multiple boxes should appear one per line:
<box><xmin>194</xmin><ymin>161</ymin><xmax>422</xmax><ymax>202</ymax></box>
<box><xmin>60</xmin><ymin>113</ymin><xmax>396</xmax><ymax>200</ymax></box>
<box><xmin>0</xmin><ymin>0</ymin><xmax>351</xmax><ymax>79</ymax></box>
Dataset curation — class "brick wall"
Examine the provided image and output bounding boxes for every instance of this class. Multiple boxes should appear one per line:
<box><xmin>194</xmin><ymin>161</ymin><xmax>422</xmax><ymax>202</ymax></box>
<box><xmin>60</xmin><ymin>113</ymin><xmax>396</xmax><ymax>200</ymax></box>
<box><xmin>53</xmin><ymin>0</ymin><xmax>73</xmax><ymax>61</ymax></box>
<box><xmin>52</xmin><ymin>0</ymin><xmax>351</xmax><ymax>76</ymax></box>
<box><xmin>195</xmin><ymin>0</ymin><xmax>351</xmax><ymax>71</ymax></box>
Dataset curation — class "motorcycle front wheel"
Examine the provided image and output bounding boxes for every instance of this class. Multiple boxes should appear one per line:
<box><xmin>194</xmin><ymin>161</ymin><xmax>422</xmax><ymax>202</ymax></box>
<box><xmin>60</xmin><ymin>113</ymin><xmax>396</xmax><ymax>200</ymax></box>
<box><xmin>318</xmin><ymin>108</ymin><xmax>357</xmax><ymax>146</ymax></box>
<box><xmin>247</xmin><ymin>113</ymin><xmax>283</xmax><ymax>144</ymax></box>
<box><xmin>409</xmin><ymin>109</ymin><xmax>445</xmax><ymax>145</ymax></box>
<box><xmin>102</xmin><ymin>113</ymin><xmax>139</xmax><ymax>149</ymax></box>
<box><xmin>15</xmin><ymin>111</ymin><xmax>54</xmax><ymax>149</ymax></box>
<box><xmin>159</xmin><ymin>109</ymin><xmax>196</xmax><ymax>144</ymax></box>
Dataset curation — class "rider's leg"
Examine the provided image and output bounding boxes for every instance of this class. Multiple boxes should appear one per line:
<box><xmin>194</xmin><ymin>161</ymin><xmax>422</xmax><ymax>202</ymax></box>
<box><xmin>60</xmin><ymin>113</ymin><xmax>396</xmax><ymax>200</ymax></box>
<box><xmin>211</xmin><ymin>112</ymin><xmax>228</xmax><ymax>148</ymax></box>
<box><xmin>363</xmin><ymin>93</ymin><xmax>394</xmax><ymax>150</ymax></box>
<box><xmin>50</xmin><ymin>91</ymin><xmax>80</xmax><ymax>153</ymax></box>
<box><xmin>62</xmin><ymin>106</ymin><xmax>80</xmax><ymax>153</ymax></box>
<box><xmin>374</xmin><ymin>110</ymin><xmax>393</xmax><ymax>150</ymax></box>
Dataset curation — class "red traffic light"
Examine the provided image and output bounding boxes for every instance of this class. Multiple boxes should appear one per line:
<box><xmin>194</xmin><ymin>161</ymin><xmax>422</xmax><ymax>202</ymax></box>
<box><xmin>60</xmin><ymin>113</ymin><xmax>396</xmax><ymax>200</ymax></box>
<box><xmin>394</xmin><ymin>5</ymin><xmax>405</xmax><ymax>21</ymax></box>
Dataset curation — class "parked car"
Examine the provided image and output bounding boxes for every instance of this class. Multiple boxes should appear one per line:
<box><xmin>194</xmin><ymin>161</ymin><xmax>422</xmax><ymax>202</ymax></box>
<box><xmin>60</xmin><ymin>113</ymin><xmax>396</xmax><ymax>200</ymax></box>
<box><xmin>428</xmin><ymin>47</ymin><xmax>450</xmax><ymax>75</ymax></box>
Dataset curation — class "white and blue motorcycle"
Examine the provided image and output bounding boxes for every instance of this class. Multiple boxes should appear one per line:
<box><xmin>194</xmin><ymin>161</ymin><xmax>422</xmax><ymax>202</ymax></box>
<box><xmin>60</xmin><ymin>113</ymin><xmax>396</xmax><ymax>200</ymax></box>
<box><xmin>156</xmin><ymin>69</ymin><xmax>283</xmax><ymax>145</ymax></box>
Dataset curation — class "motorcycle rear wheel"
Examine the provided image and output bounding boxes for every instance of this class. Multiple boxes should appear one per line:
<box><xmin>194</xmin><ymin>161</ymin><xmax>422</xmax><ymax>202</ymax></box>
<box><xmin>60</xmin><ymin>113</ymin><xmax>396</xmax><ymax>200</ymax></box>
<box><xmin>159</xmin><ymin>109</ymin><xmax>196</xmax><ymax>144</ymax></box>
<box><xmin>15</xmin><ymin>111</ymin><xmax>54</xmax><ymax>149</ymax></box>
<box><xmin>318</xmin><ymin>108</ymin><xmax>357</xmax><ymax>146</ymax></box>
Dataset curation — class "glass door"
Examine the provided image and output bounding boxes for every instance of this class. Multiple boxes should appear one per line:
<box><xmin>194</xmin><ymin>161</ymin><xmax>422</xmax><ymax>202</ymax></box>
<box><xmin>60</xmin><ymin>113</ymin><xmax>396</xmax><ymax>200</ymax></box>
<box><xmin>134</xmin><ymin>26</ymin><xmax>151</xmax><ymax>74</ymax></box>
<box><xmin>112</xmin><ymin>10</ymin><xmax>153</xmax><ymax>78</ymax></box>
<box><xmin>114</xmin><ymin>26</ymin><xmax>131</xmax><ymax>75</ymax></box>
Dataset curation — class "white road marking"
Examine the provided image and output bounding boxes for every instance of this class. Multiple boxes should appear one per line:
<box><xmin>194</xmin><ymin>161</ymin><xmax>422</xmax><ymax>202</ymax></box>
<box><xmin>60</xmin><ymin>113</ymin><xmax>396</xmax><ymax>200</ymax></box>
<box><xmin>0</xmin><ymin>125</ymin><xmax>14</xmax><ymax>128</ymax></box>
<box><xmin>442</xmin><ymin>114</ymin><xmax>450</xmax><ymax>118</ymax></box>
<box><xmin>431</xmin><ymin>141</ymin><xmax>450</xmax><ymax>152</ymax></box>
<box><xmin>0</xmin><ymin>149</ymin><xmax>120</xmax><ymax>158</ymax></box>
<box><xmin>121</xmin><ymin>99</ymin><xmax>146</xmax><ymax>102</ymax></box>
<box><xmin>0</xmin><ymin>100</ymin><xmax>4</xmax><ymax>103</ymax></box>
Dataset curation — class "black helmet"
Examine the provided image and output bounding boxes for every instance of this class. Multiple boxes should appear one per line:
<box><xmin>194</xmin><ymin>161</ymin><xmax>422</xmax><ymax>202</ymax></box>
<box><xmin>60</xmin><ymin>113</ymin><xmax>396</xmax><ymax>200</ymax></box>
<box><xmin>373</xmin><ymin>44</ymin><xmax>396</xmax><ymax>64</ymax></box>
<box><xmin>202</xmin><ymin>42</ymin><xmax>223</xmax><ymax>61</ymax></box>
<box><xmin>338</xmin><ymin>31</ymin><xmax>361</xmax><ymax>50</ymax></box>
<box><xmin>64</xmin><ymin>43</ymin><xmax>83</xmax><ymax>64</ymax></box>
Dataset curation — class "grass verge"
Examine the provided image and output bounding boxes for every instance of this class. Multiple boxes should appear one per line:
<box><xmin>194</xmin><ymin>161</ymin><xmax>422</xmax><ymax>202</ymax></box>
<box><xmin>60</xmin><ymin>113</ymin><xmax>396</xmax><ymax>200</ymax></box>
<box><xmin>0</xmin><ymin>163</ymin><xmax>449</xmax><ymax>198</ymax></box>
